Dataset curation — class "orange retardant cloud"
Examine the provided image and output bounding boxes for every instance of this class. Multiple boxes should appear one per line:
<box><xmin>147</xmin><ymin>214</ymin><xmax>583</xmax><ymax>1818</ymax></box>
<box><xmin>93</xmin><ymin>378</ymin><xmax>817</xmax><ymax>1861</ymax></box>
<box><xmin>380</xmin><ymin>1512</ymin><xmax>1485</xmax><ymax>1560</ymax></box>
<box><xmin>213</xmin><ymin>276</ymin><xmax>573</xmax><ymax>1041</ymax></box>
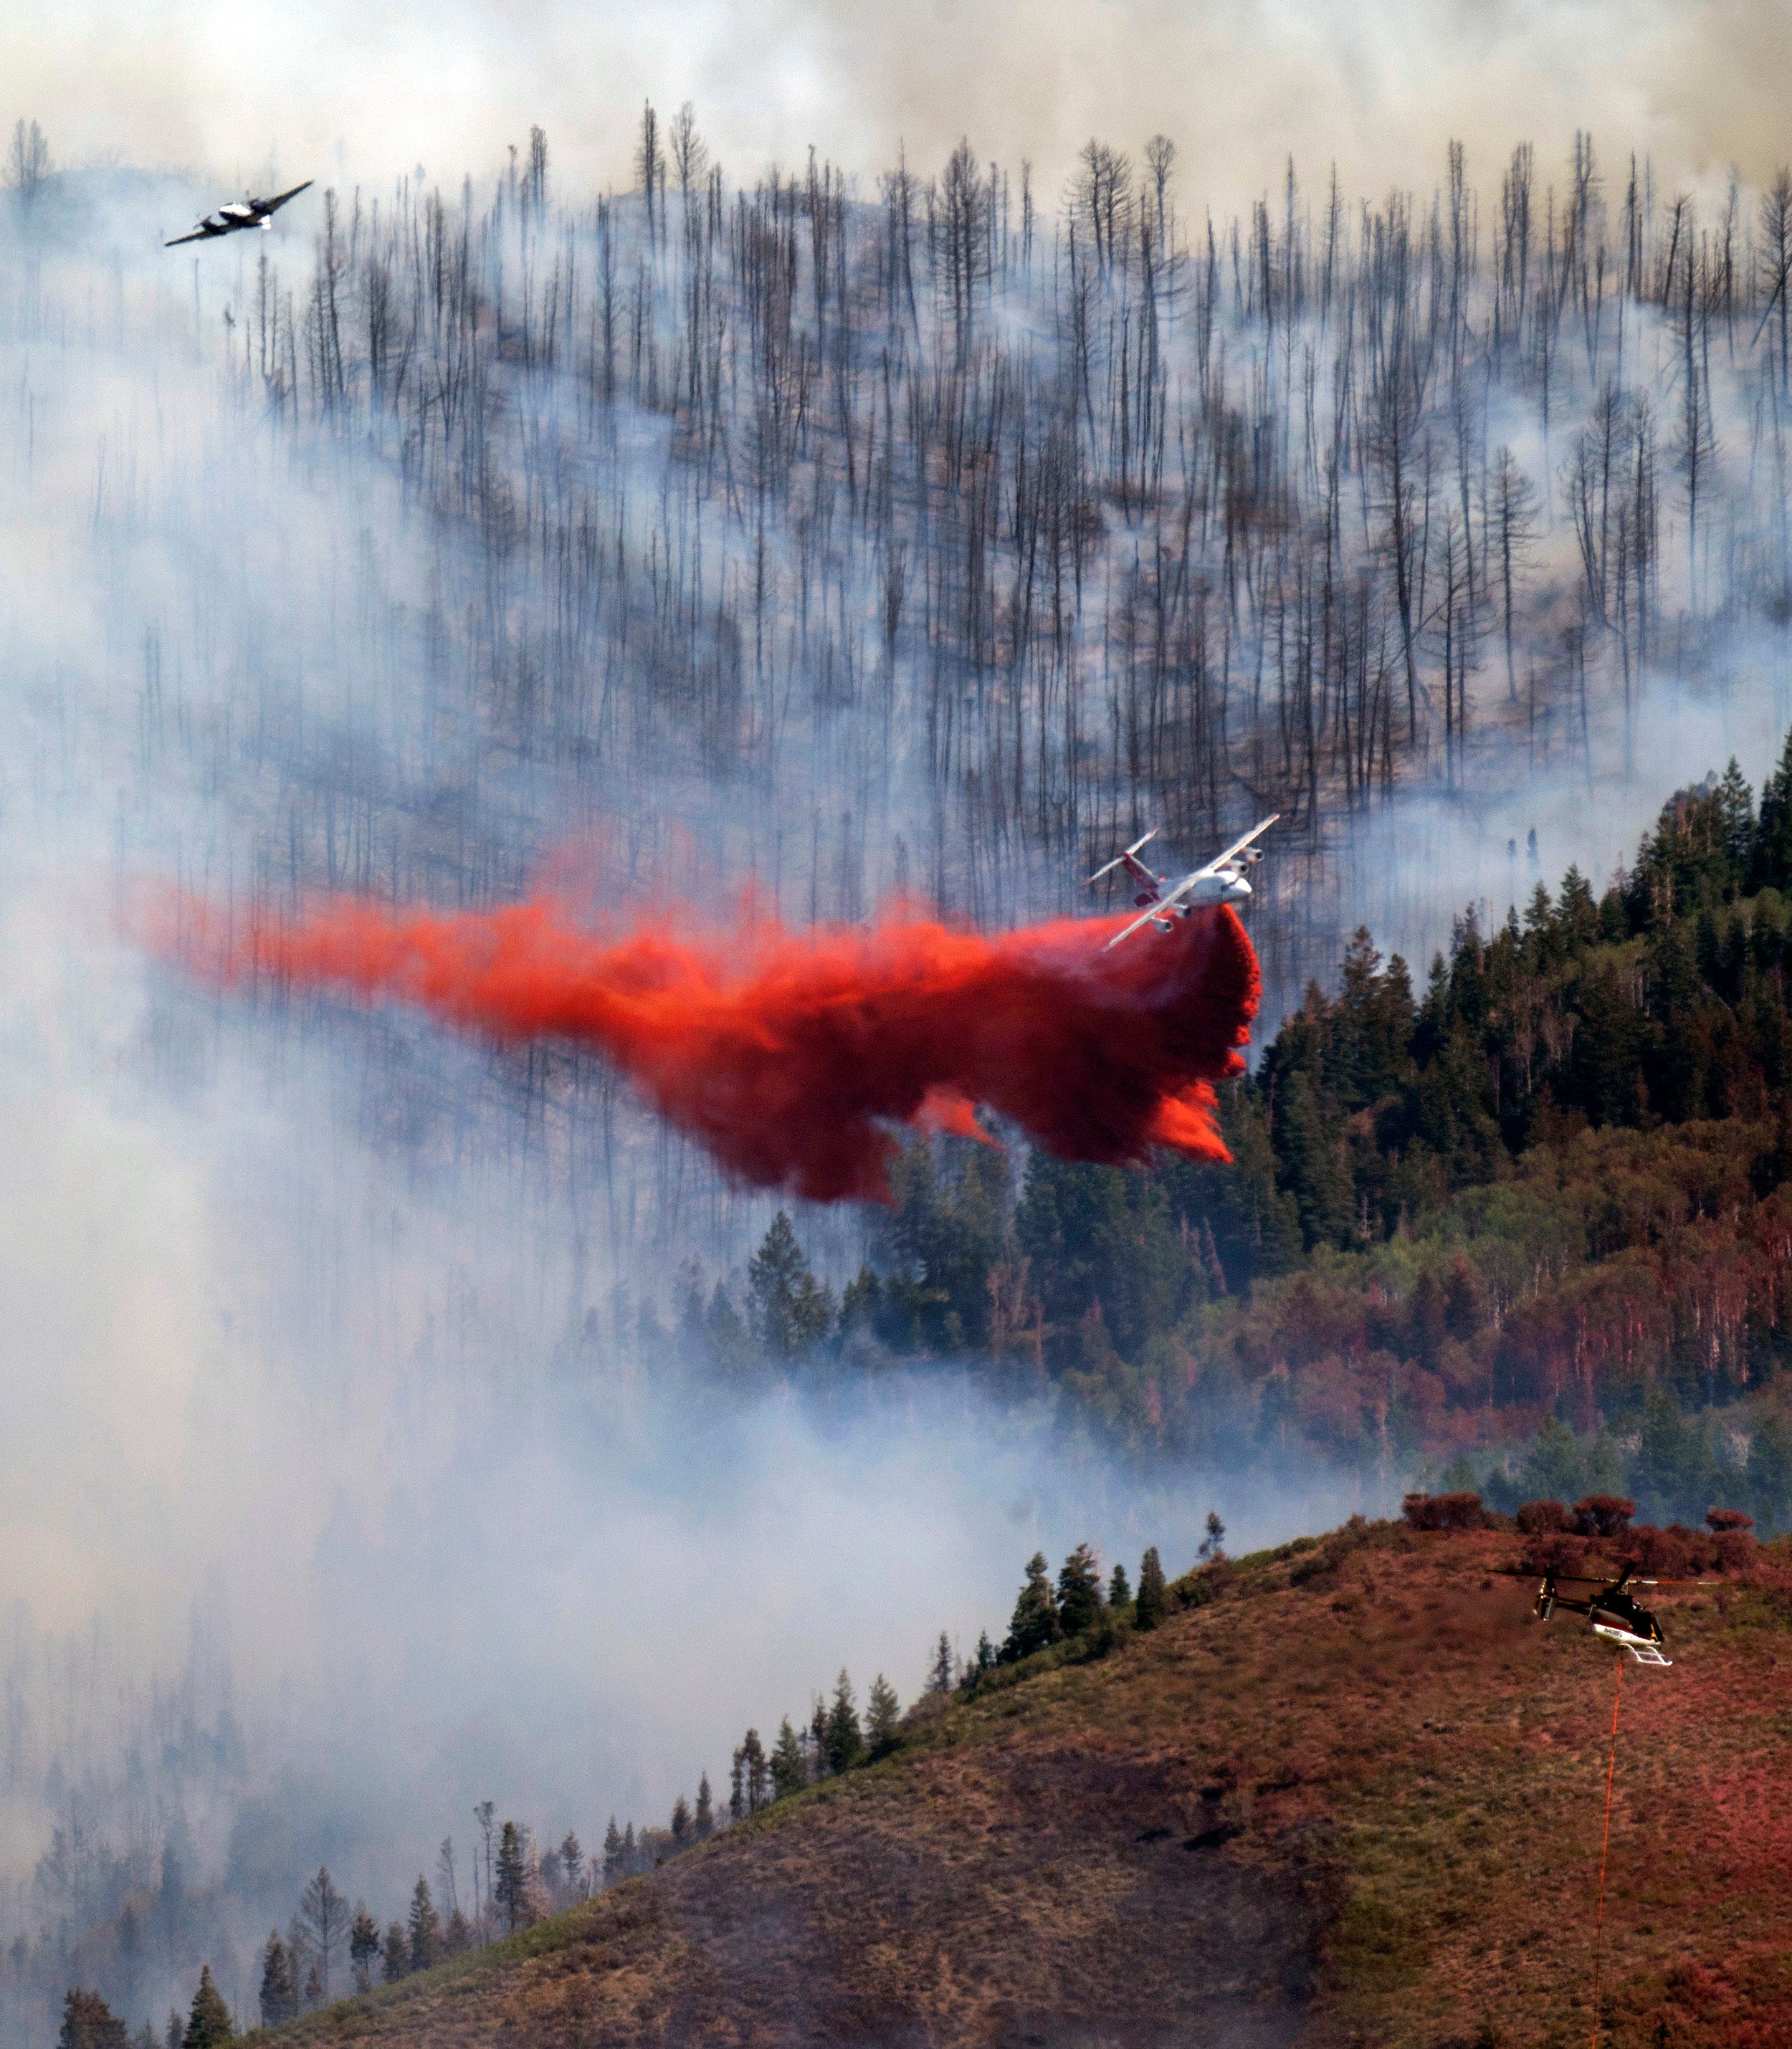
<box><xmin>161</xmin><ymin>894</ymin><xmax>1260</xmax><ymax>1202</ymax></box>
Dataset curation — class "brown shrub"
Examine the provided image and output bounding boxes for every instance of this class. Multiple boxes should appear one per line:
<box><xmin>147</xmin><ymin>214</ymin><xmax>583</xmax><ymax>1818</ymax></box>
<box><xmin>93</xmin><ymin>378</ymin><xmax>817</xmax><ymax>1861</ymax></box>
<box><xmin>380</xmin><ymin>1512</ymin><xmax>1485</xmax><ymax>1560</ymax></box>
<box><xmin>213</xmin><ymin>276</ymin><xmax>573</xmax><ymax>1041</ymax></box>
<box><xmin>1517</xmin><ymin>1534</ymin><xmax>1586</xmax><ymax>1575</ymax></box>
<box><xmin>1515</xmin><ymin>1500</ymin><xmax>1571</xmax><ymax>1534</ymax></box>
<box><xmin>1572</xmin><ymin>1495</ymin><xmax>1636</xmax><ymax>1538</ymax></box>
<box><xmin>1630</xmin><ymin>1524</ymin><xmax>1695</xmax><ymax>1578</ymax></box>
<box><xmin>1705</xmin><ymin>1508</ymin><xmax>1755</xmax><ymax>1534</ymax></box>
<box><xmin>1667</xmin><ymin>1524</ymin><xmax>1727</xmax><ymax>1572</ymax></box>
<box><xmin>1401</xmin><ymin>1491</ymin><xmax>1487</xmax><ymax>1532</ymax></box>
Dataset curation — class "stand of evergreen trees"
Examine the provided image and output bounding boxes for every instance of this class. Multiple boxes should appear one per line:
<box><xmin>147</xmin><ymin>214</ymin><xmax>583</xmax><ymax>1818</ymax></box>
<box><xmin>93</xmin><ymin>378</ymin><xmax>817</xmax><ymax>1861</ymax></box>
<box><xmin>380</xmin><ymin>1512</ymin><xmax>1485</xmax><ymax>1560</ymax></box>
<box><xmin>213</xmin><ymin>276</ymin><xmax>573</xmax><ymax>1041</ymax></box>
<box><xmin>52</xmin><ymin>1965</ymin><xmax>232</xmax><ymax>2049</ymax></box>
<box><xmin>619</xmin><ymin>1536</ymin><xmax>1197</xmax><ymax>1857</ymax></box>
<box><xmin>675</xmin><ymin>749</ymin><xmax>1792</xmax><ymax>1531</ymax></box>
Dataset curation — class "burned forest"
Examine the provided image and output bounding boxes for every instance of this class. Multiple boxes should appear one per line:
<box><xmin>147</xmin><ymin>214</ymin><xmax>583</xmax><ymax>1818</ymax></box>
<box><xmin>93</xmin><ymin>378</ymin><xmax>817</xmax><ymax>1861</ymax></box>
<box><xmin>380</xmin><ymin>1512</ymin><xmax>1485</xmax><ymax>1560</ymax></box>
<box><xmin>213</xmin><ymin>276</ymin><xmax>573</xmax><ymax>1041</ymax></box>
<box><xmin>105</xmin><ymin>117</ymin><xmax>1792</xmax><ymax>1270</ymax></box>
<box><xmin>237</xmin><ymin>122</ymin><xmax>1792</xmax><ymax>881</ymax></box>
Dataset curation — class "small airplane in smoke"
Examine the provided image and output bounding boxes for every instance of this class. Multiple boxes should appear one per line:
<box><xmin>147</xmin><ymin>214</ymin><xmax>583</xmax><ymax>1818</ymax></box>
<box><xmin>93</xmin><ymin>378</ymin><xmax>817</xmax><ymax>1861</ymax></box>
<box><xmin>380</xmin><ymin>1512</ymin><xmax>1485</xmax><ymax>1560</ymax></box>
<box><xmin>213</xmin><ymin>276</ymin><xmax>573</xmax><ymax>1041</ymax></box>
<box><xmin>165</xmin><ymin>181</ymin><xmax>314</xmax><ymax>247</ymax></box>
<box><xmin>1087</xmin><ymin>816</ymin><xmax>1279</xmax><ymax>950</ymax></box>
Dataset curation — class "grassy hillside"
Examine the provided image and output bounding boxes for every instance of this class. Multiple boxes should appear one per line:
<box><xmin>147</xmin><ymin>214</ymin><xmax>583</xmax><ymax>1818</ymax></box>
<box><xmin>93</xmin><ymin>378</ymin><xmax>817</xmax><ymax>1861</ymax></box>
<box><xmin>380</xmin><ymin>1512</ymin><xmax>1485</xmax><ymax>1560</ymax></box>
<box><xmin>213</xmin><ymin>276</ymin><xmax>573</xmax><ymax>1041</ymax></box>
<box><xmin>246</xmin><ymin>1522</ymin><xmax>1792</xmax><ymax>2049</ymax></box>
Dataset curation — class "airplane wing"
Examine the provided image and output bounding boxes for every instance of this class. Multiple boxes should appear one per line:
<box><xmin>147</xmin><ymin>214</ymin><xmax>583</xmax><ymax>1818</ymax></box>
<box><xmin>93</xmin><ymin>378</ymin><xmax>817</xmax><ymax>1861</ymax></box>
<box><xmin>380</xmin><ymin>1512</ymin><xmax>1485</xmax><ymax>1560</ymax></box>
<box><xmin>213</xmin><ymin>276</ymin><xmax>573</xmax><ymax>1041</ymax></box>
<box><xmin>164</xmin><ymin>228</ymin><xmax>210</xmax><ymax>247</ymax></box>
<box><xmin>1103</xmin><ymin>878</ymin><xmax>1192</xmax><ymax>950</ymax></box>
<box><xmin>259</xmin><ymin>180</ymin><xmax>314</xmax><ymax>215</ymax></box>
<box><xmin>1197</xmin><ymin>814</ymin><xmax>1280</xmax><ymax>877</ymax></box>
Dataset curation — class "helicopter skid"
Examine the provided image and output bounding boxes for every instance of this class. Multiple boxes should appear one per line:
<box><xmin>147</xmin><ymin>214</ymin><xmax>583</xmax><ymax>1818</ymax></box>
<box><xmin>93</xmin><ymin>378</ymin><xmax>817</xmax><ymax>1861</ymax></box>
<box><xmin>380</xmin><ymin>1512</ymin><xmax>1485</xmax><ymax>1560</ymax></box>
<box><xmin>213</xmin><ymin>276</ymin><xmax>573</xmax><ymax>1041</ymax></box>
<box><xmin>1592</xmin><ymin>1623</ymin><xmax>1672</xmax><ymax>1666</ymax></box>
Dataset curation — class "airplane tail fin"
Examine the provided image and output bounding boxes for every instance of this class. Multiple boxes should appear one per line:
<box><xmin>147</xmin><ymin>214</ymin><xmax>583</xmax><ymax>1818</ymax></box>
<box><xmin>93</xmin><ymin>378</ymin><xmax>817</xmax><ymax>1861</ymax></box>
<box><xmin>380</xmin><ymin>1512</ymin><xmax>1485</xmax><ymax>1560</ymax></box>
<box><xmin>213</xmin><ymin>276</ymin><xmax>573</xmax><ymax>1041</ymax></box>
<box><xmin>1086</xmin><ymin>827</ymin><xmax>1158</xmax><ymax>887</ymax></box>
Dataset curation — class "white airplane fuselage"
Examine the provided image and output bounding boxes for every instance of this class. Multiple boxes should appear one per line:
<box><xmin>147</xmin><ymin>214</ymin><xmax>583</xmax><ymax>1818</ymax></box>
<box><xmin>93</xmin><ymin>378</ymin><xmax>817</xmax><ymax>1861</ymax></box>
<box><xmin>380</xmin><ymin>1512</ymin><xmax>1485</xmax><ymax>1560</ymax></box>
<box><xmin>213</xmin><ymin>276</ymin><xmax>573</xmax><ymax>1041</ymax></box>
<box><xmin>1090</xmin><ymin>816</ymin><xmax>1275</xmax><ymax>949</ymax></box>
<box><xmin>1132</xmin><ymin>870</ymin><xmax>1251</xmax><ymax>929</ymax></box>
<box><xmin>1151</xmin><ymin>870</ymin><xmax>1251</xmax><ymax>909</ymax></box>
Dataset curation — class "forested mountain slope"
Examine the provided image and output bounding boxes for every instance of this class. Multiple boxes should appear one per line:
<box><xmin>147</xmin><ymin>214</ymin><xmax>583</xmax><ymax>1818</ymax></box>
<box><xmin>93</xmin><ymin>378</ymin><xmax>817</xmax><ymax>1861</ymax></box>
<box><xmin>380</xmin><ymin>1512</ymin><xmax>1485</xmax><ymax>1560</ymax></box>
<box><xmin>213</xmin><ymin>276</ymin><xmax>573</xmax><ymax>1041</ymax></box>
<box><xmin>721</xmin><ymin>750</ymin><xmax>1792</xmax><ymax>1526</ymax></box>
<box><xmin>240</xmin><ymin>1519</ymin><xmax>1792</xmax><ymax>2049</ymax></box>
<box><xmin>124</xmin><ymin>117</ymin><xmax>1792</xmax><ymax>1261</ymax></box>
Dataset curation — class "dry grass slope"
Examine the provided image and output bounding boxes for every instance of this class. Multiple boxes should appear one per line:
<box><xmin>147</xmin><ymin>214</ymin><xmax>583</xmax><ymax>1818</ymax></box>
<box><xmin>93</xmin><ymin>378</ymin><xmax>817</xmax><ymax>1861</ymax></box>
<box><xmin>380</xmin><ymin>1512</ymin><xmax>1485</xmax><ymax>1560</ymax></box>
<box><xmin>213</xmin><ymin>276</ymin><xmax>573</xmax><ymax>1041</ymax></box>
<box><xmin>249</xmin><ymin>1524</ymin><xmax>1792</xmax><ymax>2049</ymax></box>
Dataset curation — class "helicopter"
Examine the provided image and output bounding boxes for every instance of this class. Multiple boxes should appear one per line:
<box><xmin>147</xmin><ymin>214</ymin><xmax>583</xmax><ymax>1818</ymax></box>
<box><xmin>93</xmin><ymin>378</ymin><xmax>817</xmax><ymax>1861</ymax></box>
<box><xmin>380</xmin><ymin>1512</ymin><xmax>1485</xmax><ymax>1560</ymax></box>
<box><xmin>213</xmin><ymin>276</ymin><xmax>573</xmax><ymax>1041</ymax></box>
<box><xmin>1495</xmin><ymin>1562</ymin><xmax>1702</xmax><ymax>1666</ymax></box>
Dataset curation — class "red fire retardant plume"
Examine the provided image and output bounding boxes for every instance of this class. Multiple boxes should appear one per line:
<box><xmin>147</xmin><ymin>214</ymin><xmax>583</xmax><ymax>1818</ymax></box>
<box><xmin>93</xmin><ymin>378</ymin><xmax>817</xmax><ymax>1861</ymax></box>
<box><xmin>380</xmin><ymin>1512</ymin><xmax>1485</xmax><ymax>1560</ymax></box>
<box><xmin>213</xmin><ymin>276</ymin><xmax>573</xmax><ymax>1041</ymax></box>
<box><xmin>170</xmin><ymin>895</ymin><xmax>1260</xmax><ymax>1202</ymax></box>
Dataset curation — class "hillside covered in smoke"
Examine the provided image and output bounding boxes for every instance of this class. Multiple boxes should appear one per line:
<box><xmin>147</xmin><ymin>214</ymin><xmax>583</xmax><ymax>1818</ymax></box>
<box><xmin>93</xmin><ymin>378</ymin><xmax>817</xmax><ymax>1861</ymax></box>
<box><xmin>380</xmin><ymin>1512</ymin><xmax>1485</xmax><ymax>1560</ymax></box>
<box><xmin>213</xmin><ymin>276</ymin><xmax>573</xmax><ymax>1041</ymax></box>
<box><xmin>5</xmin><ymin>105</ymin><xmax>1792</xmax><ymax>2049</ymax></box>
<box><xmin>225</xmin><ymin>114</ymin><xmax>1791</xmax><ymax>937</ymax></box>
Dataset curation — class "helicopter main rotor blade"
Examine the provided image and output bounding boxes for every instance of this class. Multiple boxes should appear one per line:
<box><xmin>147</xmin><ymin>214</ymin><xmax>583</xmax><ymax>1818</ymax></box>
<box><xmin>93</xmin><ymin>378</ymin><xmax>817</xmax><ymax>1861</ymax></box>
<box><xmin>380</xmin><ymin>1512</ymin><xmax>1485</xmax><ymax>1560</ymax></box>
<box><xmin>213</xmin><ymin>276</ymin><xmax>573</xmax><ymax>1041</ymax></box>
<box><xmin>1491</xmin><ymin>1568</ymin><xmax>1614</xmax><ymax>1582</ymax></box>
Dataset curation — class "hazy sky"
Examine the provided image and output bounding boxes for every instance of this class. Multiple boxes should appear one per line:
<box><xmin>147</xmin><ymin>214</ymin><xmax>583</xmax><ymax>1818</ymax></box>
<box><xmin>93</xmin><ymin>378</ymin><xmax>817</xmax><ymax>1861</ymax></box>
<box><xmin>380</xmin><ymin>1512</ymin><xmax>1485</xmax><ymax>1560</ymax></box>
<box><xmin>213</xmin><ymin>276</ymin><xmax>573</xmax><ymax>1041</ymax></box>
<box><xmin>6</xmin><ymin>0</ymin><xmax>1788</xmax><ymax>206</ymax></box>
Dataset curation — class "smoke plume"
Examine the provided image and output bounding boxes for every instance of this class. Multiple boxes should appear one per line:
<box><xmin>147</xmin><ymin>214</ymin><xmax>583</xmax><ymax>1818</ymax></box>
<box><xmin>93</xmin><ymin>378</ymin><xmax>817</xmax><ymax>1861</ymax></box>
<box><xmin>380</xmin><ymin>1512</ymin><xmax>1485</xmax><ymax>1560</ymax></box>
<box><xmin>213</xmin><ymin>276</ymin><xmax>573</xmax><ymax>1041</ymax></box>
<box><xmin>166</xmin><ymin>895</ymin><xmax>1260</xmax><ymax>1200</ymax></box>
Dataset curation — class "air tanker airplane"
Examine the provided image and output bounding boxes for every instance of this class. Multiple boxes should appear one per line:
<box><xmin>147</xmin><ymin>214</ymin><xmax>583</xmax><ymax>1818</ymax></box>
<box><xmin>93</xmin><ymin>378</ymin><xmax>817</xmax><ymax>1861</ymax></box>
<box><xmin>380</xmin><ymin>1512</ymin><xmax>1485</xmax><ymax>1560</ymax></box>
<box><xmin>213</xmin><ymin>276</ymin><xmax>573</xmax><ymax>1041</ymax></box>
<box><xmin>165</xmin><ymin>181</ymin><xmax>313</xmax><ymax>247</ymax></box>
<box><xmin>1087</xmin><ymin>816</ymin><xmax>1279</xmax><ymax>949</ymax></box>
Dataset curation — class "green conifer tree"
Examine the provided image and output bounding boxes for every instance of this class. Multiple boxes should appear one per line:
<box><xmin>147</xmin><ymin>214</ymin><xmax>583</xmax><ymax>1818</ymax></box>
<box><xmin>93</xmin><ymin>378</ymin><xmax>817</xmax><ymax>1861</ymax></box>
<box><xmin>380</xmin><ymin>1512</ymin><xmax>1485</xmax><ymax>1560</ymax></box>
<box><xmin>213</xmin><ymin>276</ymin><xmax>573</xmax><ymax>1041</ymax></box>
<box><xmin>865</xmin><ymin>1673</ymin><xmax>901</xmax><ymax>1756</ymax></box>
<box><xmin>1134</xmin><ymin>1546</ymin><xmax>1168</xmax><ymax>1631</ymax></box>
<box><xmin>1108</xmin><ymin>1562</ymin><xmax>1132</xmax><ymax>1608</ymax></box>
<box><xmin>1716</xmin><ymin>758</ymin><xmax>1755</xmax><ymax>884</ymax></box>
<box><xmin>180</xmin><ymin>1967</ymin><xmax>232</xmax><ymax>2049</ymax></box>
<box><xmin>732</xmin><ymin>1727</ymin><xmax>769</xmax><ymax>1811</ymax></box>
<box><xmin>259</xmin><ymin>1934</ymin><xmax>297</xmax><ymax>2028</ymax></box>
<box><xmin>494</xmin><ymin>1823</ymin><xmax>528</xmax><ymax>1931</ymax></box>
<box><xmin>1002</xmin><ymin>1551</ymin><xmax>1061</xmax><ymax>1659</ymax></box>
<box><xmin>748</xmin><ymin>1213</ymin><xmax>836</xmax><ymax>1358</ymax></box>
<box><xmin>407</xmin><ymin>1877</ymin><xmax>441</xmax><ymax>1971</ymax></box>
<box><xmin>705</xmin><ymin>1282</ymin><xmax>753</xmax><ymax>1373</ymax></box>
<box><xmin>769</xmin><ymin>1717</ymin><xmax>806</xmax><ymax>1799</ymax></box>
<box><xmin>1755</xmin><ymin>729</ymin><xmax>1792</xmax><ymax>892</ymax></box>
<box><xmin>348</xmin><ymin>1908</ymin><xmax>380</xmax><ymax>1996</ymax></box>
<box><xmin>1056</xmin><ymin>1543</ymin><xmax>1102</xmax><ymax>1634</ymax></box>
<box><xmin>381</xmin><ymin>1924</ymin><xmax>408</xmax><ymax>1984</ymax></box>
<box><xmin>824</xmin><ymin>1671</ymin><xmax>864</xmax><ymax>1772</ymax></box>
<box><xmin>601</xmin><ymin>1817</ymin><xmax>624</xmax><ymax>1887</ymax></box>
<box><xmin>669</xmin><ymin>1795</ymin><xmax>691</xmax><ymax>1845</ymax></box>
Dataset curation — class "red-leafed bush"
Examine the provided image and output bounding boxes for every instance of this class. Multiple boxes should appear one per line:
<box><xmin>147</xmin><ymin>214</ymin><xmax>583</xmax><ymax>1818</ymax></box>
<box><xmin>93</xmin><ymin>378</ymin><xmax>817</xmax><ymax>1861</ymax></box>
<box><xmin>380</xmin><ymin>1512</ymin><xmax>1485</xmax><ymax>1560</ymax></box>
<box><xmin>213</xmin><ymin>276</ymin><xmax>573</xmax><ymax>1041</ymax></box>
<box><xmin>1515</xmin><ymin>1499</ymin><xmax>1571</xmax><ymax>1534</ymax></box>
<box><xmin>1706</xmin><ymin>1507</ymin><xmax>1755</xmax><ymax>1533</ymax></box>
<box><xmin>1705</xmin><ymin>1509</ymin><xmax>1757</xmax><ymax>1572</ymax></box>
<box><xmin>1402</xmin><ymin>1491</ymin><xmax>1487</xmax><ymax>1531</ymax></box>
<box><xmin>1631</xmin><ymin>1523</ymin><xmax>1696</xmax><ymax>1577</ymax></box>
<box><xmin>1518</xmin><ymin>1533</ymin><xmax>1585</xmax><ymax>1575</ymax></box>
<box><xmin>1573</xmin><ymin>1494</ymin><xmax>1636</xmax><ymax>1537</ymax></box>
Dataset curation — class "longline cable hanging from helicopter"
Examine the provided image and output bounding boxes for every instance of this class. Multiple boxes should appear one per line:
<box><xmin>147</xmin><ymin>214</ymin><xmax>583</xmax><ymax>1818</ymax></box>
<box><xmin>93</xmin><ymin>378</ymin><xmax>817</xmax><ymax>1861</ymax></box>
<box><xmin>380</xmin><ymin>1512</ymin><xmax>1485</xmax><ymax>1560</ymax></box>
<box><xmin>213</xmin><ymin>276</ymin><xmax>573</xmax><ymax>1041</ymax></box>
<box><xmin>1492</xmin><ymin>1557</ymin><xmax>1702</xmax><ymax>2047</ymax></box>
<box><xmin>1588</xmin><ymin>1651</ymin><xmax>1624</xmax><ymax>2049</ymax></box>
